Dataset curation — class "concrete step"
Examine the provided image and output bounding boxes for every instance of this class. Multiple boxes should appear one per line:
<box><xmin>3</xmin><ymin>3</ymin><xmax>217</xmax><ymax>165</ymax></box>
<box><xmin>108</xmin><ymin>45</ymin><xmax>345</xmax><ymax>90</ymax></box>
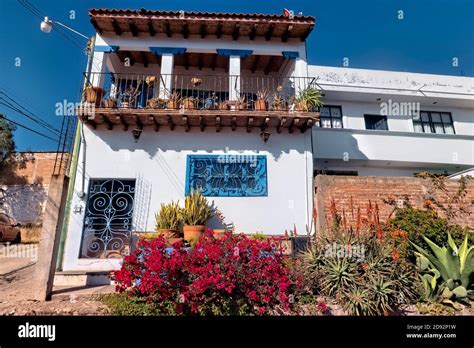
<box><xmin>51</xmin><ymin>284</ymin><xmax>116</xmax><ymax>300</ymax></box>
<box><xmin>54</xmin><ymin>271</ymin><xmax>113</xmax><ymax>287</ymax></box>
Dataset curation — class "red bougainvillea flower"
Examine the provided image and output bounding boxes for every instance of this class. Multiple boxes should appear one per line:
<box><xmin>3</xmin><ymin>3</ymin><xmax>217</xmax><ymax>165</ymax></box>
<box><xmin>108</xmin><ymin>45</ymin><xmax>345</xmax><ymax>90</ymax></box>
<box><xmin>113</xmin><ymin>229</ymin><xmax>295</xmax><ymax>315</ymax></box>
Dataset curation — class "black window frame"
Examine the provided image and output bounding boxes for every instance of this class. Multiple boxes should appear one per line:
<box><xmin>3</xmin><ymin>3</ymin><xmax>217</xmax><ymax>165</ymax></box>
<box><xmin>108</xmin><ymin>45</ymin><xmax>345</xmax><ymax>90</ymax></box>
<box><xmin>413</xmin><ymin>111</ymin><xmax>456</xmax><ymax>134</ymax></box>
<box><xmin>318</xmin><ymin>105</ymin><xmax>343</xmax><ymax>128</ymax></box>
<box><xmin>364</xmin><ymin>114</ymin><xmax>389</xmax><ymax>131</ymax></box>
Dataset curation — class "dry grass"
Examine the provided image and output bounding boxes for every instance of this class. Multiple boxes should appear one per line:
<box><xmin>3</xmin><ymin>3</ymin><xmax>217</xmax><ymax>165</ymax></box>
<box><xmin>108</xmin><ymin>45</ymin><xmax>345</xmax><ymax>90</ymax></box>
<box><xmin>19</xmin><ymin>225</ymin><xmax>41</xmax><ymax>244</ymax></box>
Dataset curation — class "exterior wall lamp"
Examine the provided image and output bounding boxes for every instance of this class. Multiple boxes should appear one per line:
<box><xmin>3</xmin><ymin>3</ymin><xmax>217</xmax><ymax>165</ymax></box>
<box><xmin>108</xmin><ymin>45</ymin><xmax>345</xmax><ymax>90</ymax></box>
<box><xmin>260</xmin><ymin>131</ymin><xmax>271</xmax><ymax>143</ymax></box>
<box><xmin>132</xmin><ymin>124</ymin><xmax>143</xmax><ymax>143</ymax></box>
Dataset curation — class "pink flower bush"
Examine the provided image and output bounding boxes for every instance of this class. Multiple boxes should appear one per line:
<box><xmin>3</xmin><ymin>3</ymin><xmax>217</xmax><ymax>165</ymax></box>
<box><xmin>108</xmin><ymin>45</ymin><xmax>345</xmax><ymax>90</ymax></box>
<box><xmin>114</xmin><ymin>229</ymin><xmax>294</xmax><ymax>315</ymax></box>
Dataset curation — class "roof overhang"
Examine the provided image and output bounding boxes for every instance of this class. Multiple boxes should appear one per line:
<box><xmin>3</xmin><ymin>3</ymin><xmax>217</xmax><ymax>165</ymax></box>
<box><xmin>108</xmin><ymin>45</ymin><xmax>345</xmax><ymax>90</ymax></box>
<box><xmin>89</xmin><ymin>9</ymin><xmax>315</xmax><ymax>42</ymax></box>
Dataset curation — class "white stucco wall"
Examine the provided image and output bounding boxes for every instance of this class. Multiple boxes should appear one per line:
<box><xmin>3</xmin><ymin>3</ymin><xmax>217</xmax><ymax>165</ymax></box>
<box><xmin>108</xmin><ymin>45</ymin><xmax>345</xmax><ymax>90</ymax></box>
<box><xmin>62</xmin><ymin>126</ymin><xmax>313</xmax><ymax>271</ymax></box>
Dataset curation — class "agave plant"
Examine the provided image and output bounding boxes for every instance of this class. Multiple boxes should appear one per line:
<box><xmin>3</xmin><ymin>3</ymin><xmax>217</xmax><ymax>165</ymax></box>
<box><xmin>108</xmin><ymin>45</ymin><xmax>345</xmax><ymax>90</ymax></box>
<box><xmin>180</xmin><ymin>188</ymin><xmax>214</xmax><ymax>226</ymax></box>
<box><xmin>412</xmin><ymin>233</ymin><xmax>474</xmax><ymax>302</ymax></box>
<box><xmin>155</xmin><ymin>201</ymin><xmax>182</xmax><ymax>231</ymax></box>
<box><xmin>293</xmin><ymin>87</ymin><xmax>323</xmax><ymax>111</ymax></box>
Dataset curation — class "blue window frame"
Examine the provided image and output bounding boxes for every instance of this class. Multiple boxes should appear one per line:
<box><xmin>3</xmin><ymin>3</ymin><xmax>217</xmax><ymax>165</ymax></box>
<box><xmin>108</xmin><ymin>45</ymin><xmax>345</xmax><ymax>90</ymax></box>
<box><xmin>185</xmin><ymin>155</ymin><xmax>268</xmax><ymax>197</ymax></box>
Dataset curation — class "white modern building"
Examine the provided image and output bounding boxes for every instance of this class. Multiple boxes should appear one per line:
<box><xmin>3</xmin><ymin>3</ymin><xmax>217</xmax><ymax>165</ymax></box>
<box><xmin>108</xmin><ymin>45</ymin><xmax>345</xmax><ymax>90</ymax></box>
<box><xmin>310</xmin><ymin>66</ymin><xmax>474</xmax><ymax>176</ymax></box>
<box><xmin>59</xmin><ymin>9</ymin><xmax>473</xmax><ymax>272</ymax></box>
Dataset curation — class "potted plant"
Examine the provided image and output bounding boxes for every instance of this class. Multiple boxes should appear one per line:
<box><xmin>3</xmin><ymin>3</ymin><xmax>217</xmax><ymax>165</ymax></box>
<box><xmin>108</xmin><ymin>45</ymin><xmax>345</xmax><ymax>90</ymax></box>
<box><xmin>155</xmin><ymin>201</ymin><xmax>182</xmax><ymax>245</ymax></box>
<box><xmin>180</xmin><ymin>188</ymin><xmax>213</xmax><ymax>244</ymax></box>
<box><xmin>181</xmin><ymin>96</ymin><xmax>197</xmax><ymax>110</ymax></box>
<box><xmin>84</xmin><ymin>85</ymin><xmax>104</xmax><ymax>107</ymax></box>
<box><xmin>103</xmin><ymin>97</ymin><xmax>117</xmax><ymax>108</ymax></box>
<box><xmin>255</xmin><ymin>89</ymin><xmax>269</xmax><ymax>111</ymax></box>
<box><xmin>271</xmin><ymin>93</ymin><xmax>287</xmax><ymax>111</ymax></box>
<box><xmin>119</xmin><ymin>84</ymin><xmax>142</xmax><ymax>108</ymax></box>
<box><xmin>147</xmin><ymin>97</ymin><xmax>165</xmax><ymax>109</ymax></box>
<box><xmin>293</xmin><ymin>87</ymin><xmax>323</xmax><ymax>112</ymax></box>
<box><xmin>166</xmin><ymin>91</ymin><xmax>181</xmax><ymax>109</ymax></box>
<box><xmin>213</xmin><ymin>209</ymin><xmax>233</xmax><ymax>239</ymax></box>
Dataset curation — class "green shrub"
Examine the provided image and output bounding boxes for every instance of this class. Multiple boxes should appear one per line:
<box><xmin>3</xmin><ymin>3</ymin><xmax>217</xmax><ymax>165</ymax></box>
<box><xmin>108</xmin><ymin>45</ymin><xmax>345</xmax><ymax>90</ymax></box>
<box><xmin>102</xmin><ymin>293</ymin><xmax>178</xmax><ymax>316</ymax></box>
<box><xmin>386</xmin><ymin>207</ymin><xmax>472</xmax><ymax>259</ymax></box>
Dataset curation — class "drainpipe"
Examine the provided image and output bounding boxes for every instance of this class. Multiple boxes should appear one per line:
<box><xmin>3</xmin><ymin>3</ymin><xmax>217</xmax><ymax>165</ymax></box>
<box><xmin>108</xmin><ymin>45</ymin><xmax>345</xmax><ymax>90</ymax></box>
<box><xmin>56</xmin><ymin>36</ymin><xmax>95</xmax><ymax>271</ymax></box>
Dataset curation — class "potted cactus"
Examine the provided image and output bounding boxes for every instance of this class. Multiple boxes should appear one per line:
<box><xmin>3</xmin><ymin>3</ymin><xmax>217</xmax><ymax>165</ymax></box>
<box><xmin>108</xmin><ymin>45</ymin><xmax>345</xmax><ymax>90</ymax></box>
<box><xmin>255</xmin><ymin>89</ymin><xmax>269</xmax><ymax>111</ymax></box>
<box><xmin>155</xmin><ymin>201</ymin><xmax>183</xmax><ymax>244</ymax></box>
<box><xmin>180</xmin><ymin>188</ymin><xmax>214</xmax><ymax>244</ymax></box>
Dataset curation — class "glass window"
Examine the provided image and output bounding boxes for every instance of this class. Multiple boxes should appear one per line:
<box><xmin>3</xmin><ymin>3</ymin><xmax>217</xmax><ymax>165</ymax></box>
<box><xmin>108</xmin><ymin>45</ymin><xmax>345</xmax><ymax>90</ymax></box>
<box><xmin>186</xmin><ymin>155</ymin><xmax>268</xmax><ymax>197</ymax></box>
<box><xmin>412</xmin><ymin>111</ymin><xmax>455</xmax><ymax>134</ymax></box>
<box><xmin>364</xmin><ymin>115</ymin><xmax>388</xmax><ymax>130</ymax></box>
<box><xmin>319</xmin><ymin>106</ymin><xmax>343</xmax><ymax>128</ymax></box>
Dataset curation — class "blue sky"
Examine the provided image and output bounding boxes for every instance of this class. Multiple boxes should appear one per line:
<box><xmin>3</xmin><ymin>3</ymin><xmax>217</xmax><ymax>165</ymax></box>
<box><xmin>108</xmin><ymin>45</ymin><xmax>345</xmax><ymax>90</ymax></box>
<box><xmin>1</xmin><ymin>0</ymin><xmax>473</xmax><ymax>151</ymax></box>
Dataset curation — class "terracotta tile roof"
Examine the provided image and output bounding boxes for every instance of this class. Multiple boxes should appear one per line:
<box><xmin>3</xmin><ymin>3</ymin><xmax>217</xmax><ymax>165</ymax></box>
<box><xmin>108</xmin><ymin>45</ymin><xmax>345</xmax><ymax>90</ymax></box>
<box><xmin>89</xmin><ymin>8</ymin><xmax>315</xmax><ymax>41</ymax></box>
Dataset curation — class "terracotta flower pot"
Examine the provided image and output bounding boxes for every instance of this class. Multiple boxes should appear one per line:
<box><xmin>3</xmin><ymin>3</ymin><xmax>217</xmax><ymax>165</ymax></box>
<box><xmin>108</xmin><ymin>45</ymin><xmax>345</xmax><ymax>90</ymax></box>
<box><xmin>255</xmin><ymin>99</ymin><xmax>268</xmax><ymax>111</ymax></box>
<box><xmin>183</xmin><ymin>225</ymin><xmax>205</xmax><ymax>242</ymax></box>
<box><xmin>85</xmin><ymin>86</ymin><xmax>104</xmax><ymax>107</ymax></box>
<box><xmin>167</xmin><ymin>100</ymin><xmax>180</xmax><ymax>109</ymax></box>
<box><xmin>213</xmin><ymin>229</ymin><xmax>226</xmax><ymax>240</ymax></box>
<box><xmin>157</xmin><ymin>229</ymin><xmax>181</xmax><ymax>239</ymax></box>
<box><xmin>182</xmin><ymin>98</ymin><xmax>196</xmax><ymax>109</ymax></box>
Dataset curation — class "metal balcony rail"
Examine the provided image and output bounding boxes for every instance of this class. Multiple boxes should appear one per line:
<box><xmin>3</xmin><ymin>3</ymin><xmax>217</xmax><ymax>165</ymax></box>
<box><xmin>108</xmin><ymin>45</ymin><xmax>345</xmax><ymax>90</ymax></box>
<box><xmin>82</xmin><ymin>73</ymin><xmax>321</xmax><ymax>113</ymax></box>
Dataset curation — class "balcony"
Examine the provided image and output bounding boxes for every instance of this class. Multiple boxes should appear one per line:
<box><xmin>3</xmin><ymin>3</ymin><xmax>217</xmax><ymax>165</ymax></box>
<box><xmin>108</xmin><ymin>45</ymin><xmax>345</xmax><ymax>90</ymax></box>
<box><xmin>78</xmin><ymin>73</ymin><xmax>320</xmax><ymax>133</ymax></box>
<box><xmin>313</xmin><ymin>127</ymin><xmax>474</xmax><ymax>167</ymax></box>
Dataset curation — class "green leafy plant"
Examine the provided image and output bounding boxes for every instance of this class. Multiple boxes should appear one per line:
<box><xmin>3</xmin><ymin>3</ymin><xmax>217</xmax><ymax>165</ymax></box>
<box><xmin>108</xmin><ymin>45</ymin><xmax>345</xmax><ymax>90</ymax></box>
<box><xmin>154</xmin><ymin>201</ymin><xmax>182</xmax><ymax>231</ymax></box>
<box><xmin>387</xmin><ymin>207</ymin><xmax>472</xmax><ymax>259</ymax></box>
<box><xmin>302</xmin><ymin>233</ymin><xmax>418</xmax><ymax>315</ymax></box>
<box><xmin>180</xmin><ymin>188</ymin><xmax>213</xmax><ymax>226</ymax></box>
<box><xmin>412</xmin><ymin>233</ymin><xmax>474</xmax><ymax>303</ymax></box>
<box><xmin>293</xmin><ymin>87</ymin><xmax>323</xmax><ymax>111</ymax></box>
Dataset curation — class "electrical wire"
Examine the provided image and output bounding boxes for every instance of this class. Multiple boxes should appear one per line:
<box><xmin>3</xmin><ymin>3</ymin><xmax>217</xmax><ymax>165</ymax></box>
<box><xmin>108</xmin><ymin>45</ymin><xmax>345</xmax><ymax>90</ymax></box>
<box><xmin>0</xmin><ymin>114</ymin><xmax>58</xmax><ymax>143</ymax></box>
<box><xmin>0</xmin><ymin>92</ymin><xmax>61</xmax><ymax>135</ymax></box>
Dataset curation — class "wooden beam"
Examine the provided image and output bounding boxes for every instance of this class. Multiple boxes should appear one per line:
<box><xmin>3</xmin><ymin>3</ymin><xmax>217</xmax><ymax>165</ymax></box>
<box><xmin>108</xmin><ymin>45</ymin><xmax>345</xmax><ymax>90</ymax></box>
<box><xmin>247</xmin><ymin>117</ymin><xmax>254</xmax><ymax>133</ymax></box>
<box><xmin>182</xmin><ymin>23</ymin><xmax>189</xmax><ymax>39</ymax></box>
<box><xmin>111</xmin><ymin>19</ymin><xmax>122</xmax><ymax>36</ymax></box>
<box><xmin>167</xmin><ymin>115</ymin><xmax>175</xmax><ymax>130</ymax></box>
<box><xmin>211</xmin><ymin>54</ymin><xmax>217</xmax><ymax>71</ymax></box>
<box><xmin>289</xmin><ymin>117</ymin><xmax>300</xmax><ymax>133</ymax></box>
<box><xmin>282</xmin><ymin>25</ymin><xmax>293</xmax><ymax>42</ymax></box>
<box><xmin>101</xmin><ymin>115</ymin><xmax>113</xmax><ymax>130</ymax></box>
<box><xmin>249</xmin><ymin>24</ymin><xmax>257</xmax><ymax>40</ymax></box>
<box><xmin>261</xmin><ymin>117</ymin><xmax>270</xmax><ymax>132</ymax></box>
<box><xmin>264</xmin><ymin>24</ymin><xmax>275</xmax><ymax>41</ymax></box>
<box><xmin>216</xmin><ymin>22</ymin><xmax>223</xmax><ymax>38</ymax></box>
<box><xmin>184</xmin><ymin>54</ymin><xmax>189</xmax><ymax>70</ymax></box>
<box><xmin>251</xmin><ymin>55</ymin><xmax>260</xmax><ymax>74</ymax></box>
<box><xmin>216</xmin><ymin>116</ymin><xmax>221</xmax><ymax>132</ymax></box>
<box><xmin>264</xmin><ymin>56</ymin><xmax>275</xmax><ymax>75</ymax></box>
<box><xmin>116</xmin><ymin>115</ymin><xmax>128</xmax><ymax>131</ymax></box>
<box><xmin>165</xmin><ymin>20</ymin><xmax>172</xmax><ymax>38</ymax></box>
<box><xmin>199</xmin><ymin>116</ymin><xmax>206</xmax><ymax>131</ymax></box>
<box><xmin>200</xmin><ymin>23</ymin><xmax>206</xmax><ymax>38</ymax></box>
<box><xmin>140</xmin><ymin>52</ymin><xmax>149</xmax><ymax>68</ymax></box>
<box><xmin>124</xmin><ymin>54</ymin><xmax>135</xmax><ymax>66</ymax></box>
<box><xmin>277</xmin><ymin>117</ymin><xmax>286</xmax><ymax>133</ymax></box>
<box><xmin>300</xmin><ymin>118</ymin><xmax>314</xmax><ymax>133</ymax></box>
<box><xmin>300</xmin><ymin>25</ymin><xmax>314</xmax><ymax>41</ymax></box>
<box><xmin>86</xmin><ymin>119</ymin><xmax>96</xmax><ymax>129</ymax></box>
<box><xmin>134</xmin><ymin>115</ymin><xmax>143</xmax><ymax>128</ymax></box>
<box><xmin>232</xmin><ymin>23</ymin><xmax>240</xmax><ymax>41</ymax></box>
<box><xmin>231</xmin><ymin>116</ymin><xmax>237</xmax><ymax>131</ymax></box>
<box><xmin>147</xmin><ymin>19</ymin><xmax>156</xmax><ymax>36</ymax></box>
<box><xmin>129</xmin><ymin>20</ymin><xmax>138</xmax><ymax>37</ymax></box>
<box><xmin>183</xmin><ymin>115</ymin><xmax>190</xmax><ymax>132</ymax></box>
<box><xmin>198</xmin><ymin>53</ymin><xmax>203</xmax><ymax>70</ymax></box>
<box><xmin>90</xmin><ymin>18</ymin><xmax>102</xmax><ymax>35</ymax></box>
<box><xmin>149</xmin><ymin>115</ymin><xmax>159</xmax><ymax>131</ymax></box>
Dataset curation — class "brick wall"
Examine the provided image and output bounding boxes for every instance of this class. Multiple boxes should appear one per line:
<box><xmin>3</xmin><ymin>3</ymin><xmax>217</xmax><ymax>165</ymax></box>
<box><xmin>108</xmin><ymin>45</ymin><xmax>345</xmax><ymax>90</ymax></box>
<box><xmin>0</xmin><ymin>152</ymin><xmax>67</xmax><ymax>224</ymax></box>
<box><xmin>314</xmin><ymin>175</ymin><xmax>474</xmax><ymax>231</ymax></box>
